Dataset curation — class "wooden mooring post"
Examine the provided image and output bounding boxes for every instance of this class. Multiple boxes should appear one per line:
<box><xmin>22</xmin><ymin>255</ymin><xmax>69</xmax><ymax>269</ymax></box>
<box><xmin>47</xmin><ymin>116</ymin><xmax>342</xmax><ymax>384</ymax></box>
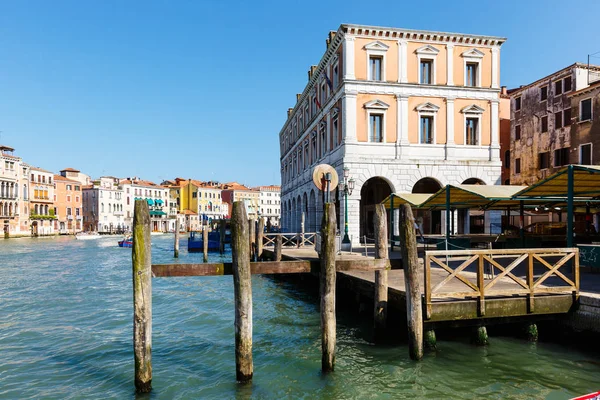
<box><xmin>274</xmin><ymin>235</ymin><xmax>282</xmax><ymax>261</ymax></box>
<box><xmin>203</xmin><ymin>225</ymin><xmax>209</xmax><ymax>263</ymax></box>
<box><xmin>249</xmin><ymin>218</ymin><xmax>256</xmax><ymax>261</ymax></box>
<box><xmin>232</xmin><ymin>202</ymin><xmax>253</xmax><ymax>382</ymax></box>
<box><xmin>373</xmin><ymin>203</ymin><xmax>388</xmax><ymax>336</ymax></box>
<box><xmin>132</xmin><ymin>200</ymin><xmax>152</xmax><ymax>393</ymax></box>
<box><xmin>320</xmin><ymin>203</ymin><xmax>336</xmax><ymax>372</ymax></box>
<box><xmin>219</xmin><ymin>219</ymin><xmax>226</xmax><ymax>254</ymax></box>
<box><xmin>256</xmin><ymin>217</ymin><xmax>264</xmax><ymax>261</ymax></box>
<box><xmin>399</xmin><ymin>204</ymin><xmax>423</xmax><ymax>360</ymax></box>
<box><xmin>174</xmin><ymin>219</ymin><xmax>180</xmax><ymax>258</ymax></box>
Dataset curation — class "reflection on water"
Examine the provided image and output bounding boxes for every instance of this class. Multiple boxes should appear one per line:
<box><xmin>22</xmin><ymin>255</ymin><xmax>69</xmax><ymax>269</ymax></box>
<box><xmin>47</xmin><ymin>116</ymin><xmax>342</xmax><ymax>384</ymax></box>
<box><xmin>0</xmin><ymin>235</ymin><xmax>599</xmax><ymax>399</ymax></box>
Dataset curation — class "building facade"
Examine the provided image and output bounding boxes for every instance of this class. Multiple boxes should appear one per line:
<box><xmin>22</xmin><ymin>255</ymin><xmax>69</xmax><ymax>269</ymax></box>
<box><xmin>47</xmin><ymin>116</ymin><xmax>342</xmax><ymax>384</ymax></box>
<box><xmin>120</xmin><ymin>178</ymin><xmax>172</xmax><ymax>232</ymax></box>
<box><xmin>29</xmin><ymin>167</ymin><xmax>56</xmax><ymax>235</ymax></box>
<box><xmin>509</xmin><ymin>63</ymin><xmax>600</xmax><ymax>185</ymax></box>
<box><xmin>255</xmin><ymin>185</ymin><xmax>281</xmax><ymax>228</ymax></box>
<box><xmin>53</xmin><ymin>174</ymin><xmax>83</xmax><ymax>234</ymax></box>
<box><xmin>221</xmin><ymin>182</ymin><xmax>260</xmax><ymax>219</ymax></box>
<box><xmin>82</xmin><ymin>177</ymin><xmax>126</xmax><ymax>233</ymax></box>
<box><xmin>1</xmin><ymin>145</ymin><xmax>24</xmax><ymax>236</ymax></box>
<box><xmin>568</xmin><ymin>81</ymin><xmax>600</xmax><ymax>166</ymax></box>
<box><xmin>278</xmin><ymin>24</ymin><xmax>505</xmax><ymax>241</ymax></box>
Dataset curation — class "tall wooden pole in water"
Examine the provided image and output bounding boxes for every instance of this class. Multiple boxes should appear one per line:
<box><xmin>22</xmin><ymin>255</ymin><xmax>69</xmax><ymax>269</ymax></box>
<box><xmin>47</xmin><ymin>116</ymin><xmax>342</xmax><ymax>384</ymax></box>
<box><xmin>399</xmin><ymin>204</ymin><xmax>423</xmax><ymax>360</ymax></box>
<box><xmin>203</xmin><ymin>225</ymin><xmax>209</xmax><ymax>263</ymax></box>
<box><xmin>274</xmin><ymin>235</ymin><xmax>282</xmax><ymax>261</ymax></box>
<box><xmin>320</xmin><ymin>203</ymin><xmax>336</xmax><ymax>372</ymax></box>
<box><xmin>374</xmin><ymin>203</ymin><xmax>389</xmax><ymax>335</ymax></box>
<box><xmin>231</xmin><ymin>202</ymin><xmax>253</xmax><ymax>382</ymax></box>
<box><xmin>132</xmin><ymin>200</ymin><xmax>152</xmax><ymax>393</ymax></box>
<box><xmin>248</xmin><ymin>218</ymin><xmax>256</xmax><ymax>261</ymax></box>
<box><xmin>219</xmin><ymin>219</ymin><xmax>226</xmax><ymax>254</ymax></box>
<box><xmin>174</xmin><ymin>218</ymin><xmax>180</xmax><ymax>258</ymax></box>
<box><xmin>256</xmin><ymin>217</ymin><xmax>264</xmax><ymax>261</ymax></box>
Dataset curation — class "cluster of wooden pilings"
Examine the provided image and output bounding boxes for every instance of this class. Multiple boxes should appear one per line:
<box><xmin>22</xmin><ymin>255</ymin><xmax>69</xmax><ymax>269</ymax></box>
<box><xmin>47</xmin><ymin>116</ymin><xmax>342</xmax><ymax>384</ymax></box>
<box><xmin>132</xmin><ymin>200</ymin><xmax>425</xmax><ymax>393</ymax></box>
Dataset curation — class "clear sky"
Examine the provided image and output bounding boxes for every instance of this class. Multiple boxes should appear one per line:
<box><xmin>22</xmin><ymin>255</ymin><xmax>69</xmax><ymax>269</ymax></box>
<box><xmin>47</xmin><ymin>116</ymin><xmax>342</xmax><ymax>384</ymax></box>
<box><xmin>1</xmin><ymin>0</ymin><xmax>599</xmax><ymax>186</ymax></box>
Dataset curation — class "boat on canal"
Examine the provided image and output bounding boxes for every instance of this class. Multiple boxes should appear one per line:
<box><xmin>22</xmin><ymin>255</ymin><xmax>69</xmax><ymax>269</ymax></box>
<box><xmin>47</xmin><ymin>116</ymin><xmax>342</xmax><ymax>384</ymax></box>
<box><xmin>118</xmin><ymin>236</ymin><xmax>133</xmax><ymax>248</ymax></box>
<box><xmin>75</xmin><ymin>232</ymin><xmax>102</xmax><ymax>240</ymax></box>
<box><xmin>188</xmin><ymin>230</ymin><xmax>220</xmax><ymax>252</ymax></box>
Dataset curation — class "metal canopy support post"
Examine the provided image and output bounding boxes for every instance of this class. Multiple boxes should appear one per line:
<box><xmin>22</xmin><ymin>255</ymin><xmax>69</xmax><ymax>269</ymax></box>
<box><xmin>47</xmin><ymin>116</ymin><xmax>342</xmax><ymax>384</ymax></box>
<box><xmin>519</xmin><ymin>201</ymin><xmax>525</xmax><ymax>247</ymax></box>
<box><xmin>445</xmin><ymin>186</ymin><xmax>450</xmax><ymax>243</ymax></box>
<box><xmin>390</xmin><ymin>194</ymin><xmax>395</xmax><ymax>252</ymax></box>
<box><xmin>567</xmin><ymin>165</ymin><xmax>574</xmax><ymax>248</ymax></box>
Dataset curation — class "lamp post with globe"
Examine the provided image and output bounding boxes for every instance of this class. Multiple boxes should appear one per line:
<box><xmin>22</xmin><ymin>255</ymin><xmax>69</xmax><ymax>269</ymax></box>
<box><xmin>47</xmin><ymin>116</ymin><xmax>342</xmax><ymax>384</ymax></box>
<box><xmin>338</xmin><ymin>167</ymin><xmax>355</xmax><ymax>245</ymax></box>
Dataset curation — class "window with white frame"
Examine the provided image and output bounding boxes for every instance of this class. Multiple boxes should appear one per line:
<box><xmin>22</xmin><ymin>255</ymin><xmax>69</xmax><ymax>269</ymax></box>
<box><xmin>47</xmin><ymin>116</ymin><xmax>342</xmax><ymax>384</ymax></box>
<box><xmin>581</xmin><ymin>98</ymin><xmax>593</xmax><ymax>121</ymax></box>
<box><xmin>364</xmin><ymin>41</ymin><xmax>389</xmax><ymax>81</ymax></box>
<box><xmin>462</xmin><ymin>49</ymin><xmax>484</xmax><ymax>87</ymax></box>
<box><xmin>415</xmin><ymin>45</ymin><xmax>439</xmax><ymax>85</ymax></box>
<box><xmin>415</xmin><ymin>102</ymin><xmax>440</xmax><ymax>144</ymax></box>
<box><xmin>363</xmin><ymin>99</ymin><xmax>389</xmax><ymax>143</ymax></box>
<box><xmin>311</xmin><ymin>131</ymin><xmax>317</xmax><ymax>162</ymax></box>
<box><xmin>332</xmin><ymin>118</ymin><xmax>339</xmax><ymax>147</ymax></box>
<box><xmin>332</xmin><ymin>61</ymin><xmax>339</xmax><ymax>88</ymax></box>
<box><xmin>320</xmin><ymin>122</ymin><xmax>327</xmax><ymax>156</ymax></box>
<box><xmin>461</xmin><ymin>104</ymin><xmax>485</xmax><ymax>145</ymax></box>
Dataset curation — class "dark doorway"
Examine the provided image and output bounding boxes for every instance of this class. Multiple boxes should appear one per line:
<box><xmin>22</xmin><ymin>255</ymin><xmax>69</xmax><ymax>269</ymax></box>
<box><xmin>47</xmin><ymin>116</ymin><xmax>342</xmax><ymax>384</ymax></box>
<box><xmin>360</xmin><ymin>177</ymin><xmax>392</xmax><ymax>238</ymax></box>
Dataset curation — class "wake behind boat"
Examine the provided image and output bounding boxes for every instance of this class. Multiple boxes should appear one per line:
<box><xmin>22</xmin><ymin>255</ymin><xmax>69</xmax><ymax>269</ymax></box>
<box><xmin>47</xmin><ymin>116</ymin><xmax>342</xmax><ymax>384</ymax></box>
<box><xmin>75</xmin><ymin>232</ymin><xmax>102</xmax><ymax>240</ymax></box>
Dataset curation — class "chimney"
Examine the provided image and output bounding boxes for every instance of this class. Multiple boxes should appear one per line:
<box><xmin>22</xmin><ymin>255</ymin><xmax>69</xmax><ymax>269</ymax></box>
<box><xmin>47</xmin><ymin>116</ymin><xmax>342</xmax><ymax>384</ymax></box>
<box><xmin>501</xmin><ymin>86</ymin><xmax>507</xmax><ymax>95</ymax></box>
<box><xmin>287</xmin><ymin>108</ymin><xmax>294</xmax><ymax>117</ymax></box>
<box><xmin>296</xmin><ymin>93</ymin><xmax>302</xmax><ymax>101</ymax></box>
<box><xmin>328</xmin><ymin>31</ymin><xmax>336</xmax><ymax>43</ymax></box>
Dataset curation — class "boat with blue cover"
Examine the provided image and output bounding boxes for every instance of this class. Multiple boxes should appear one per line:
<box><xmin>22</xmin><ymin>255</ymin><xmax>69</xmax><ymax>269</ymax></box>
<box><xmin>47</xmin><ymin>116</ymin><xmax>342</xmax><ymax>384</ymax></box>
<box><xmin>188</xmin><ymin>230</ymin><xmax>221</xmax><ymax>252</ymax></box>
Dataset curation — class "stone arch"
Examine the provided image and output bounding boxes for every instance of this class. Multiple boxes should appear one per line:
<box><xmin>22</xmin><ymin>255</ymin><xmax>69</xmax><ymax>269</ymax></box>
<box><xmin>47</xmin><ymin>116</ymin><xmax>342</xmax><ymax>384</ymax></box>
<box><xmin>462</xmin><ymin>177</ymin><xmax>486</xmax><ymax>185</ymax></box>
<box><xmin>302</xmin><ymin>192</ymin><xmax>309</xmax><ymax>232</ymax></box>
<box><xmin>291</xmin><ymin>198</ymin><xmax>296</xmax><ymax>232</ymax></box>
<box><xmin>412</xmin><ymin>177</ymin><xmax>443</xmax><ymax>234</ymax></box>
<box><xmin>359</xmin><ymin>177</ymin><xmax>393</xmax><ymax>238</ymax></box>
<box><xmin>309</xmin><ymin>189</ymin><xmax>317</xmax><ymax>232</ymax></box>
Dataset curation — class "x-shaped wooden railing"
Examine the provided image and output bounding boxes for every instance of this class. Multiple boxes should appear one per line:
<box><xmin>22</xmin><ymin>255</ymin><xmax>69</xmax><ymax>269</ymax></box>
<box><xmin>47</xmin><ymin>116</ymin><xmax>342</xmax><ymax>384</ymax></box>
<box><xmin>263</xmin><ymin>232</ymin><xmax>317</xmax><ymax>247</ymax></box>
<box><xmin>424</xmin><ymin>248</ymin><xmax>579</xmax><ymax>320</ymax></box>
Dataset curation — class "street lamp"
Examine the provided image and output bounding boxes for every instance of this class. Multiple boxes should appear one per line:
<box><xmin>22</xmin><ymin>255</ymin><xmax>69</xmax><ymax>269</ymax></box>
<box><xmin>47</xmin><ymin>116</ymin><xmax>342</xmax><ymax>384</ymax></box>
<box><xmin>339</xmin><ymin>167</ymin><xmax>355</xmax><ymax>244</ymax></box>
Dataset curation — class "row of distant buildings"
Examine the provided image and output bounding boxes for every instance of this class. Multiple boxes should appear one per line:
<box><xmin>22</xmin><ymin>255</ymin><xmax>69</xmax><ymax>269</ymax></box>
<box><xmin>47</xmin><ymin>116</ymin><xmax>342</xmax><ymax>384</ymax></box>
<box><xmin>276</xmin><ymin>23</ymin><xmax>600</xmax><ymax>243</ymax></box>
<box><xmin>0</xmin><ymin>145</ymin><xmax>280</xmax><ymax>237</ymax></box>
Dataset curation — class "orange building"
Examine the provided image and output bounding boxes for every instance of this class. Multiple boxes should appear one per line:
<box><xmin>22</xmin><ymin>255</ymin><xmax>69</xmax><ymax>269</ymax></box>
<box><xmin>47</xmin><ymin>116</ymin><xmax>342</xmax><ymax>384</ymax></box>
<box><xmin>53</xmin><ymin>174</ymin><xmax>83</xmax><ymax>234</ymax></box>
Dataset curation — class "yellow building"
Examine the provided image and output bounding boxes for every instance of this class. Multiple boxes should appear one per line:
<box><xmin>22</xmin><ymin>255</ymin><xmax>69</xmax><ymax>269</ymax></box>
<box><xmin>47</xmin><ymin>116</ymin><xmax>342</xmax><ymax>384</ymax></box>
<box><xmin>278</xmin><ymin>24</ymin><xmax>506</xmax><ymax>240</ymax></box>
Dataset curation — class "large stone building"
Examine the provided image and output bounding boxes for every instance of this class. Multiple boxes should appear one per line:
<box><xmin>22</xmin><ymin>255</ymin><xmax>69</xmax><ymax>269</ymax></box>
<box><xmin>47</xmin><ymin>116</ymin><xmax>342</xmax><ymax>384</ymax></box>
<box><xmin>568</xmin><ymin>81</ymin><xmax>600</xmax><ymax>165</ymax></box>
<box><xmin>82</xmin><ymin>176</ymin><xmax>126</xmax><ymax>233</ymax></box>
<box><xmin>278</xmin><ymin>24</ymin><xmax>506</xmax><ymax>241</ymax></box>
<box><xmin>120</xmin><ymin>178</ymin><xmax>172</xmax><ymax>232</ymax></box>
<box><xmin>29</xmin><ymin>167</ymin><xmax>55</xmax><ymax>235</ymax></box>
<box><xmin>509</xmin><ymin>63</ymin><xmax>600</xmax><ymax>185</ymax></box>
<box><xmin>254</xmin><ymin>185</ymin><xmax>281</xmax><ymax>228</ymax></box>
<box><xmin>0</xmin><ymin>145</ymin><xmax>25</xmax><ymax>236</ymax></box>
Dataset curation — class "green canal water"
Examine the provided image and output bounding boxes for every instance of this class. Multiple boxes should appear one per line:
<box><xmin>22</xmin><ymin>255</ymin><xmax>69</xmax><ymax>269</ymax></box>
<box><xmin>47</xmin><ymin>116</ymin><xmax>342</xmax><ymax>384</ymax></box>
<box><xmin>1</xmin><ymin>235</ymin><xmax>599</xmax><ymax>399</ymax></box>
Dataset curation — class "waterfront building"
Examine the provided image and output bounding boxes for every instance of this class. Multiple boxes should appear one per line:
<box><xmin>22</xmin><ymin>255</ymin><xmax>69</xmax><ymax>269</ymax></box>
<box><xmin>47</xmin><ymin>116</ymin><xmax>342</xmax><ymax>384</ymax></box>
<box><xmin>53</xmin><ymin>174</ymin><xmax>82</xmax><ymax>234</ymax></box>
<box><xmin>254</xmin><ymin>185</ymin><xmax>281</xmax><ymax>228</ymax></box>
<box><xmin>509</xmin><ymin>63</ymin><xmax>600</xmax><ymax>185</ymax></box>
<box><xmin>82</xmin><ymin>177</ymin><xmax>126</xmax><ymax>233</ymax></box>
<box><xmin>29</xmin><ymin>167</ymin><xmax>56</xmax><ymax>235</ymax></box>
<box><xmin>499</xmin><ymin>87</ymin><xmax>511</xmax><ymax>184</ymax></box>
<box><xmin>59</xmin><ymin>168</ymin><xmax>91</xmax><ymax>187</ymax></box>
<box><xmin>120</xmin><ymin>178</ymin><xmax>172</xmax><ymax>232</ymax></box>
<box><xmin>278</xmin><ymin>24</ymin><xmax>506</xmax><ymax>241</ymax></box>
<box><xmin>168</xmin><ymin>178</ymin><xmax>228</xmax><ymax>225</ymax></box>
<box><xmin>567</xmin><ymin>81</ymin><xmax>600</xmax><ymax>166</ymax></box>
<box><xmin>221</xmin><ymin>182</ymin><xmax>260</xmax><ymax>219</ymax></box>
<box><xmin>18</xmin><ymin>163</ymin><xmax>30</xmax><ymax>234</ymax></box>
<box><xmin>0</xmin><ymin>145</ymin><xmax>25</xmax><ymax>236</ymax></box>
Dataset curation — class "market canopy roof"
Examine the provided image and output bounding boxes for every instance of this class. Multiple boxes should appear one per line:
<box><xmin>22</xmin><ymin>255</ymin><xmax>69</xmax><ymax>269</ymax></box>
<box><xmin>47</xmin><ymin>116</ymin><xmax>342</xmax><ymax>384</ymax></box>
<box><xmin>149</xmin><ymin>211</ymin><xmax>167</xmax><ymax>216</ymax></box>
<box><xmin>419</xmin><ymin>184</ymin><xmax>528</xmax><ymax>209</ymax></box>
<box><xmin>514</xmin><ymin>165</ymin><xmax>600</xmax><ymax>199</ymax></box>
<box><xmin>381</xmin><ymin>193</ymin><xmax>433</xmax><ymax>209</ymax></box>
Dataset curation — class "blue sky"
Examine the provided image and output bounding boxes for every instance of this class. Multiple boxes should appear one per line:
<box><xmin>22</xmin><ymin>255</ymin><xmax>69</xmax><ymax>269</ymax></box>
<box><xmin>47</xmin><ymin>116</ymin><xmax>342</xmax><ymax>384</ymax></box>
<box><xmin>1</xmin><ymin>0</ymin><xmax>599</xmax><ymax>186</ymax></box>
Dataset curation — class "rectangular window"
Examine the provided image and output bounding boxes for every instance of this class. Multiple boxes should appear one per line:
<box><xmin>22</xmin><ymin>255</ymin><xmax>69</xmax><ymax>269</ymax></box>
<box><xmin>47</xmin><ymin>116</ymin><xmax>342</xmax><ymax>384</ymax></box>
<box><xmin>564</xmin><ymin>76</ymin><xmax>572</xmax><ymax>92</ymax></box>
<box><xmin>515</xmin><ymin>125</ymin><xmax>521</xmax><ymax>140</ymax></box>
<box><xmin>466</xmin><ymin>62</ymin><xmax>478</xmax><ymax>86</ymax></box>
<box><xmin>515</xmin><ymin>97</ymin><xmax>522</xmax><ymax>111</ymax></box>
<box><xmin>555</xmin><ymin>111</ymin><xmax>563</xmax><ymax>129</ymax></box>
<box><xmin>541</xmin><ymin>116</ymin><xmax>548</xmax><ymax>133</ymax></box>
<box><xmin>67</xmin><ymin>207</ymin><xmax>72</xmax><ymax>216</ymax></box>
<box><xmin>420</xmin><ymin>116</ymin><xmax>434</xmax><ymax>144</ymax></box>
<box><xmin>564</xmin><ymin>108</ymin><xmax>572</xmax><ymax>126</ymax></box>
<box><xmin>332</xmin><ymin>118</ymin><xmax>339</xmax><ymax>147</ymax></box>
<box><xmin>581</xmin><ymin>98</ymin><xmax>593</xmax><ymax>121</ymax></box>
<box><xmin>554</xmin><ymin>148</ymin><xmax>569</xmax><ymax>167</ymax></box>
<box><xmin>581</xmin><ymin>143</ymin><xmax>592</xmax><ymax>165</ymax></box>
<box><xmin>420</xmin><ymin>59</ymin><xmax>433</xmax><ymax>84</ymax></box>
<box><xmin>75</xmin><ymin>186</ymin><xmax>80</xmax><ymax>191</ymax></box>
<box><xmin>539</xmin><ymin>152</ymin><xmax>549</xmax><ymax>169</ymax></box>
<box><xmin>369</xmin><ymin>114</ymin><xmax>383</xmax><ymax>142</ymax></box>
<box><xmin>515</xmin><ymin>158</ymin><xmax>521</xmax><ymax>174</ymax></box>
<box><xmin>66</xmin><ymin>184</ymin><xmax>72</xmax><ymax>191</ymax></box>
<box><xmin>333</xmin><ymin>63</ymin><xmax>339</xmax><ymax>88</ymax></box>
<box><xmin>465</xmin><ymin>118</ymin><xmax>479</xmax><ymax>145</ymax></box>
<box><xmin>369</xmin><ymin>56</ymin><xmax>382</xmax><ymax>81</ymax></box>
<box><xmin>555</xmin><ymin>80</ymin><xmax>563</xmax><ymax>96</ymax></box>
<box><xmin>540</xmin><ymin>86</ymin><xmax>548</xmax><ymax>101</ymax></box>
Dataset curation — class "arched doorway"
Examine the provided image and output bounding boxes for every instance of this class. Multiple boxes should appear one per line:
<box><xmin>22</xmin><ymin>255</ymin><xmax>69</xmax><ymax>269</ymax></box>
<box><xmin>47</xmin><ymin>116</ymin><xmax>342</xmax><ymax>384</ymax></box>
<box><xmin>412</xmin><ymin>177</ymin><xmax>443</xmax><ymax>234</ymax></box>
<box><xmin>360</xmin><ymin>177</ymin><xmax>392</xmax><ymax>238</ymax></box>
<box><xmin>462</xmin><ymin>178</ymin><xmax>485</xmax><ymax>185</ymax></box>
<box><xmin>309</xmin><ymin>190</ymin><xmax>316</xmax><ymax>232</ymax></box>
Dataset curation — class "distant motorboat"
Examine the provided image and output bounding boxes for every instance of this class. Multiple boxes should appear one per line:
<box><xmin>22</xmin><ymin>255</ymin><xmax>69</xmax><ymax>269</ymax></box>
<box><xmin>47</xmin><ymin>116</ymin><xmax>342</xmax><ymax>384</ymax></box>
<box><xmin>118</xmin><ymin>236</ymin><xmax>133</xmax><ymax>248</ymax></box>
<box><xmin>75</xmin><ymin>232</ymin><xmax>102</xmax><ymax>240</ymax></box>
<box><xmin>188</xmin><ymin>231</ymin><xmax>220</xmax><ymax>252</ymax></box>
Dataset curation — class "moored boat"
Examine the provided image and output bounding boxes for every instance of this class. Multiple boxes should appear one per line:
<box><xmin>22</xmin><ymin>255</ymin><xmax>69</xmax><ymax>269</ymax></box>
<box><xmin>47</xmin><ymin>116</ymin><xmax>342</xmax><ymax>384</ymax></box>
<box><xmin>118</xmin><ymin>236</ymin><xmax>133</xmax><ymax>248</ymax></box>
<box><xmin>75</xmin><ymin>232</ymin><xmax>102</xmax><ymax>240</ymax></box>
<box><xmin>188</xmin><ymin>230</ymin><xmax>220</xmax><ymax>252</ymax></box>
